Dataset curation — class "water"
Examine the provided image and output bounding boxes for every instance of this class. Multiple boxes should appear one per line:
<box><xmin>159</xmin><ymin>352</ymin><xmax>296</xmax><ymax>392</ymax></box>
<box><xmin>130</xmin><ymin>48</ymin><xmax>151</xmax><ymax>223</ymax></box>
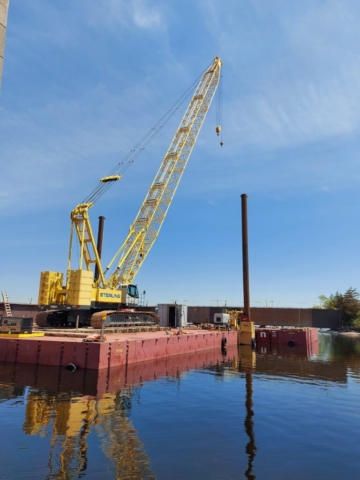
<box><xmin>0</xmin><ymin>333</ymin><xmax>359</xmax><ymax>479</ymax></box>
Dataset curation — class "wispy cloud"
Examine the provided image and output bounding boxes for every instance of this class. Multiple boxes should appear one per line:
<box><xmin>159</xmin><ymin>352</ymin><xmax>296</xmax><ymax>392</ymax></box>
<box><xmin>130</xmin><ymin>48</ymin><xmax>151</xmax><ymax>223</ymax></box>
<box><xmin>131</xmin><ymin>0</ymin><xmax>164</xmax><ymax>29</ymax></box>
<box><xmin>228</xmin><ymin>63</ymin><xmax>360</xmax><ymax>150</ymax></box>
<box><xmin>200</xmin><ymin>0</ymin><xmax>360</xmax><ymax>149</ymax></box>
<box><xmin>84</xmin><ymin>0</ymin><xmax>167</xmax><ymax>30</ymax></box>
<box><xmin>0</xmin><ymin>82</ymin><xmax>175</xmax><ymax>214</ymax></box>
<box><xmin>8</xmin><ymin>0</ymin><xmax>167</xmax><ymax>56</ymax></box>
<box><xmin>3</xmin><ymin>0</ymin><xmax>360</xmax><ymax>216</ymax></box>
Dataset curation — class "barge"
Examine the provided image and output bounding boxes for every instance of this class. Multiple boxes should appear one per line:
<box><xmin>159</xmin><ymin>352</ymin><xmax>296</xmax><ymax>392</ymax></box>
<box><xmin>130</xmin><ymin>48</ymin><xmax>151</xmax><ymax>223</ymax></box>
<box><xmin>0</xmin><ymin>328</ymin><xmax>238</xmax><ymax>370</ymax></box>
<box><xmin>0</xmin><ymin>322</ymin><xmax>318</xmax><ymax>371</ymax></box>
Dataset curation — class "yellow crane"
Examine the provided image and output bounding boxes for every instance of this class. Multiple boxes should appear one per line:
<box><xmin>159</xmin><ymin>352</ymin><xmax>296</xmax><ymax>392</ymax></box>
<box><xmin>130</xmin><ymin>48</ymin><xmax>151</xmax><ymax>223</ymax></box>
<box><xmin>37</xmin><ymin>56</ymin><xmax>222</xmax><ymax>328</ymax></box>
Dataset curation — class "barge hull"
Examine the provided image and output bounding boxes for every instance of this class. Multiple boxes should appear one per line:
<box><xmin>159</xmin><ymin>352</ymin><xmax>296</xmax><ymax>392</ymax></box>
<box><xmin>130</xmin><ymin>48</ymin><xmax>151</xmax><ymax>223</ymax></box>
<box><xmin>0</xmin><ymin>330</ymin><xmax>238</xmax><ymax>371</ymax></box>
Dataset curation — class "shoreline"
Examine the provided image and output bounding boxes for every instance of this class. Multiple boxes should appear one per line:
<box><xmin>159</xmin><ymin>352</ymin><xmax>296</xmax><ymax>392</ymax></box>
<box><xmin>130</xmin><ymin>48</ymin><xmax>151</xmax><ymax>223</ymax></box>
<box><xmin>324</xmin><ymin>329</ymin><xmax>360</xmax><ymax>337</ymax></box>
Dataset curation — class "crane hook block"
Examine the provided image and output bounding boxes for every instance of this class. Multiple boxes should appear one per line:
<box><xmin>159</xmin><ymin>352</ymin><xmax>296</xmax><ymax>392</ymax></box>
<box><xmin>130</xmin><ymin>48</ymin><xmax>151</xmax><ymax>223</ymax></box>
<box><xmin>216</xmin><ymin>126</ymin><xmax>221</xmax><ymax>136</ymax></box>
<box><xmin>100</xmin><ymin>175</ymin><xmax>122</xmax><ymax>183</ymax></box>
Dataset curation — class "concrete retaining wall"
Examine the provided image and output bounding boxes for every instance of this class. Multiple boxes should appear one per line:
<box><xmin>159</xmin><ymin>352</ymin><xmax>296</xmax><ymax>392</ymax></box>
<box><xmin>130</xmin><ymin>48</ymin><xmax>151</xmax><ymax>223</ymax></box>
<box><xmin>0</xmin><ymin>303</ymin><xmax>342</xmax><ymax>329</ymax></box>
<box><xmin>0</xmin><ymin>303</ymin><xmax>40</xmax><ymax>319</ymax></box>
<box><xmin>187</xmin><ymin>306</ymin><xmax>341</xmax><ymax>329</ymax></box>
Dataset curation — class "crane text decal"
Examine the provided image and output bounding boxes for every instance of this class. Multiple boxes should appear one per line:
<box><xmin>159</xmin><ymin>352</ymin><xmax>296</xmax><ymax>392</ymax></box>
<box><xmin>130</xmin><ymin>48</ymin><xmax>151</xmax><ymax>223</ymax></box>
<box><xmin>100</xmin><ymin>293</ymin><xmax>121</xmax><ymax>298</ymax></box>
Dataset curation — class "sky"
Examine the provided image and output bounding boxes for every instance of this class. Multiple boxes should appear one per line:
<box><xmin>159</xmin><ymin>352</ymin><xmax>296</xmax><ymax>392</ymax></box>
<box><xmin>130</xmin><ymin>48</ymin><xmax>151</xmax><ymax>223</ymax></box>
<box><xmin>0</xmin><ymin>0</ymin><xmax>359</xmax><ymax>308</ymax></box>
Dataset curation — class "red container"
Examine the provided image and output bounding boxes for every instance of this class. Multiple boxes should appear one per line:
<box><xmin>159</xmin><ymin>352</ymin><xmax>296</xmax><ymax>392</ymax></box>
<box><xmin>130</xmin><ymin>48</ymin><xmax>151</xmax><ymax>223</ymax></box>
<box><xmin>256</xmin><ymin>328</ymin><xmax>271</xmax><ymax>344</ymax></box>
<box><xmin>277</xmin><ymin>329</ymin><xmax>298</xmax><ymax>346</ymax></box>
<box><xmin>270</xmin><ymin>329</ymin><xmax>279</xmax><ymax>347</ymax></box>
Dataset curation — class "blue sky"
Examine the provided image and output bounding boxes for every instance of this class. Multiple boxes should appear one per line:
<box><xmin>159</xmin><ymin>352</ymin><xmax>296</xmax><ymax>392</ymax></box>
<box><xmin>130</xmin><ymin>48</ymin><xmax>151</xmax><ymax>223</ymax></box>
<box><xmin>1</xmin><ymin>0</ymin><xmax>359</xmax><ymax>307</ymax></box>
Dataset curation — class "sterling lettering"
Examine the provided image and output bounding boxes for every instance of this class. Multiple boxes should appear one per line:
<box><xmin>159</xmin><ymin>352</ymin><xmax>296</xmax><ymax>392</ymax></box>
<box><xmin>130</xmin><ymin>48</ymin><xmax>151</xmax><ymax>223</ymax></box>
<box><xmin>100</xmin><ymin>293</ymin><xmax>121</xmax><ymax>298</ymax></box>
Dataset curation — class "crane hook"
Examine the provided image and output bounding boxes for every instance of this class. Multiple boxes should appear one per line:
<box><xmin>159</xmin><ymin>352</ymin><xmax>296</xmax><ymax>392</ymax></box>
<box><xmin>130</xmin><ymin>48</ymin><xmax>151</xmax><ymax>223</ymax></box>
<box><xmin>216</xmin><ymin>125</ymin><xmax>221</xmax><ymax>136</ymax></box>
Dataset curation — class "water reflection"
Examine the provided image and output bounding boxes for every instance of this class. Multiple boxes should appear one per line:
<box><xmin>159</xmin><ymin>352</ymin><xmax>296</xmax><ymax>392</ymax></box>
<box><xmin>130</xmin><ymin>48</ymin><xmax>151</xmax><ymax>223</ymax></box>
<box><xmin>0</xmin><ymin>348</ymin><xmax>239</xmax><ymax>479</ymax></box>
<box><xmin>216</xmin><ymin>346</ymin><xmax>257</xmax><ymax>478</ymax></box>
<box><xmin>12</xmin><ymin>380</ymin><xmax>156</xmax><ymax>479</ymax></box>
<box><xmin>1</xmin><ymin>333</ymin><xmax>360</xmax><ymax>479</ymax></box>
<box><xmin>252</xmin><ymin>337</ymin><xmax>348</xmax><ymax>386</ymax></box>
<box><xmin>244</xmin><ymin>372</ymin><xmax>256</xmax><ymax>480</ymax></box>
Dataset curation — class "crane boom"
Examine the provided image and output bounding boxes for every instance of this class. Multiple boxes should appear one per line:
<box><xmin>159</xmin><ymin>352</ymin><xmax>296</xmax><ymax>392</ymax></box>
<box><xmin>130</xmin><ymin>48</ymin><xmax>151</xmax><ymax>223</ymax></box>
<box><xmin>106</xmin><ymin>56</ymin><xmax>222</xmax><ymax>287</ymax></box>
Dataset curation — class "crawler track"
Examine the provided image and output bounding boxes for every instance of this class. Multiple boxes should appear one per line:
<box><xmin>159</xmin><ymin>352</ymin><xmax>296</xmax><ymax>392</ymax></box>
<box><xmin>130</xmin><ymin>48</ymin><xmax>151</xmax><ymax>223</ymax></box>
<box><xmin>91</xmin><ymin>310</ymin><xmax>160</xmax><ymax>329</ymax></box>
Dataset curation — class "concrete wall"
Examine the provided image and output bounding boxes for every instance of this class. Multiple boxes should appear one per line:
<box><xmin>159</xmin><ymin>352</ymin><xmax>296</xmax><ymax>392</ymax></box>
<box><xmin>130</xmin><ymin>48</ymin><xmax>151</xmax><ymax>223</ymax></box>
<box><xmin>0</xmin><ymin>303</ymin><xmax>40</xmax><ymax>319</ymax></box>
<box><xmin>187</xmin><ymin>306</ymin><xmax>341</xmax><ymax>329</ymax></box>
<box><xmin>0</xmin><ymin>302</ymin><xmax>342</xmax><ymax>329</ymax></box>
<box><xmin>0</xmin><ymin>0</ymin><xmax>9</xmax><ymax>85</ymax></box>
<box><xmin>311</xmin><ymin>308</ymin><xmax>342</xmax><ymax>329</ymax></box>
<box><xmin>250</xmin><ymin>307</ymin><xmax>341</xmax><ymax>329</ymax></box>
<box><xmin>187</xmin><ymin>306</ymin><xmax>212</xmax><ymax>324</ymax></box>
<box><xmin>251</xmin><ymin>307</ymin><xmax>313</xmax><ymax>327</ymax></box>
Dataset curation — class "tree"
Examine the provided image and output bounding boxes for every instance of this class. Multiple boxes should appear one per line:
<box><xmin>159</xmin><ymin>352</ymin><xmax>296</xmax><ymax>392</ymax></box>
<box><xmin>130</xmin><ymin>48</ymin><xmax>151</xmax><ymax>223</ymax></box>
<box><xmin>321</xmin><ymin>287</ymin><xmax>360</xmax><ymax>327</ymax></box>
<box><xmin>318</xmin><ymin>295</ymin><xmax>328</xmax><ymax>308</ymax></box>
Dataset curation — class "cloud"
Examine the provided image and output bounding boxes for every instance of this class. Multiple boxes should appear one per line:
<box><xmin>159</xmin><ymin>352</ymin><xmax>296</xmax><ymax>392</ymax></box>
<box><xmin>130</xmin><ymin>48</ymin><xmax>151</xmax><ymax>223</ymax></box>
<box><xmin>131</xmin><ymin>0</ymin><xmax>163</xmax><ymax>29</ymax></box>
<box><xmin>0</xmin><ymin>82</ymin><xmax>173</xmax><ymax>214</ymax></box>
<box><xmin>283</xmin><ymin>0</ymin><xmax>360</xmax><ymax>58</ymax></box>
<box><xmin>228</xmin><ymin>64</ymin><xmax>360</xmax><ymax>150</ymax></box>
<box><xmin>4</xmin><ymin>0</ymin><xmax>360</xmax><ymax>215</ymax></box>
<box><xmin>198</xmin><ymin>0</ymin><xmax>360</xmax><ymax>149</ymax></box>
<box><xmin>7</xmin><ymin>0</ymin><xmax>167</xmax><ymax>58</ymax></box>
<box><xmin>84</xmin><ymin>0</ymin><xmax>166</xmax><ymax>30</ymax></box>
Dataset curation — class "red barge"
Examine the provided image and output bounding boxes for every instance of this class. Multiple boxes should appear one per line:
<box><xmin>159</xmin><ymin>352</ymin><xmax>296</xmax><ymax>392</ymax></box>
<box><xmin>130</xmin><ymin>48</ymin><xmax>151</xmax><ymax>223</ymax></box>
<box><xmin>0</xmin><ymin>324</ymin><xmax>318</xmax><ymax>371</ymax></box>
<box><xmin>0</xmin><ymin>329</ymin><xmax>239</xmax><ymax>370</ymax></box>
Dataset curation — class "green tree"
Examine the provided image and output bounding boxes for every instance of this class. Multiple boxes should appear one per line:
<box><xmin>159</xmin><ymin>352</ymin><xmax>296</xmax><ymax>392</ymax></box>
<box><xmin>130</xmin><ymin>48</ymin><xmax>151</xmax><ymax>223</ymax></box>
<box><xmin>318</xmin><ymin>294</ymin><xmax>328</xmax><ymax>308</ymax></box>
<box><xmin>322</xmin><ymin>287</ymin><xmax>360</xmax><ymax>327</ymax></box>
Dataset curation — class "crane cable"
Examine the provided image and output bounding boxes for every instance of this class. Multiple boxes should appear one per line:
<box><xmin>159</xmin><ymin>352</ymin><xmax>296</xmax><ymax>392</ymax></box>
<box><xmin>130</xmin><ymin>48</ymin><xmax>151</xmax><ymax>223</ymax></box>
<box><xmin>216</xmin><ymin>71</ymin><xmax>223</xmax><ymax>146</ymax></box>
<box><xmin>82</xmin><ymin>61</ymin><xmax>213</xmax><ymax>206</ymax></box>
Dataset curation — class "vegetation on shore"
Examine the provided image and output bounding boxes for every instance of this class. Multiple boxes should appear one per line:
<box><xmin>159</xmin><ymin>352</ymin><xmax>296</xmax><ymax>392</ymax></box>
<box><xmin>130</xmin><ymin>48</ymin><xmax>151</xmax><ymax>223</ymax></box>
<box><xmin>319</xmin><ymin>287</ymin><xmax>360</xmax><ymax>329</ymax></box>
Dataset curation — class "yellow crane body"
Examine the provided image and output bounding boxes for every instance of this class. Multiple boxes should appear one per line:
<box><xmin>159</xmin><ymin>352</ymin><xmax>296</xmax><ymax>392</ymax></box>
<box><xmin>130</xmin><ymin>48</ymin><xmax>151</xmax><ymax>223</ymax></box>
<box><xmin>37</xmin><ymin>57</ymin><xmax>222</xmax><ymax>327</ymax></box>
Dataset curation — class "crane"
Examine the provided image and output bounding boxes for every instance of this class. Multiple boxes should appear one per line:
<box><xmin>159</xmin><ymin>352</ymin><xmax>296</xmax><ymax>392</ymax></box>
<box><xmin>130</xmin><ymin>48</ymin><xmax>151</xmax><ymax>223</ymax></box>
<box><xmin>36</xmin><ymin>56</ymin><xmax>222</xmax><ymax>328</ymax></box>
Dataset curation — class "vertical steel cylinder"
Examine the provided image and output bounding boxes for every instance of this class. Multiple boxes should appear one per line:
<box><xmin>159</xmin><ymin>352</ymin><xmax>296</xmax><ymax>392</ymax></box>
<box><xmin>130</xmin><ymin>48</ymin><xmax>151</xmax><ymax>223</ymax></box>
<box><xmin>94</xmin><ymin>216</ymin><xmax>105</xmax><ymax>282</ymax></box>
<box><xmin>241</xmin><ymin>194</ymin><xmax>251</xmax><ymax>321</ymax></box>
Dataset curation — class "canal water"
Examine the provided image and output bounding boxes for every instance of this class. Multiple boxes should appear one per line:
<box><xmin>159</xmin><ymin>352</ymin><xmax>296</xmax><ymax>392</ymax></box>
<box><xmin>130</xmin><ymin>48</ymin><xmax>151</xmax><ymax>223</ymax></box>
<box><xmin>0</xmin><ymin>333</ymin><xmax>359</xmax><ymax>479</ymax></box>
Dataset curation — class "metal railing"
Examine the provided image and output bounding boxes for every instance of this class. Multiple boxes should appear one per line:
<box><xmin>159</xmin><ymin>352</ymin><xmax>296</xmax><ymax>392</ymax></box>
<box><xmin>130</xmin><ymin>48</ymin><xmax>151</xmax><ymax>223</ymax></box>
<box><xmin>0</xmin><ymin>296</ymin><xmax>35</xmax><ymax>305</ymax></box>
